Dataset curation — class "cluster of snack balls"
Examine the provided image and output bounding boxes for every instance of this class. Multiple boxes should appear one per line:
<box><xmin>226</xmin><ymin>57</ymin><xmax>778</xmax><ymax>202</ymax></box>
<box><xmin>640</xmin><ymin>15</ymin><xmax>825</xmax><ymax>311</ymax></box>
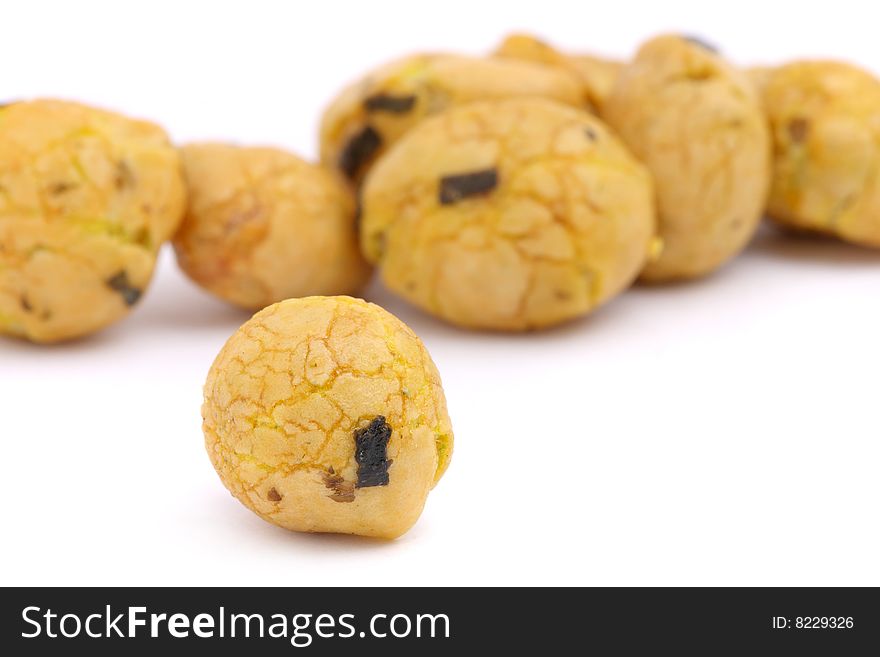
<box><xmin>3</xmin><ymin>34</ymin><xmax>879</xmax><ymax>538</ymax></box>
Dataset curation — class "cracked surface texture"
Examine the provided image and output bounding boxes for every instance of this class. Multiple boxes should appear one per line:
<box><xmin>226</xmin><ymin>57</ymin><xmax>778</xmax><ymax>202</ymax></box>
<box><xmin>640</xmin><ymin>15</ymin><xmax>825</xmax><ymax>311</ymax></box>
<box><xmin>360</xmin><ymin>97</ymin><xmax>656</xmax><ymax>331</ymax></box>
<box><xmin>603</xmin><ymin>35</ymin><xmax>771</xmax><ymax>281</ymax></box>
<box><xmin>174</xmin><ymin>144</ymin><xmax>371</xmax><ymax>310</ymax></box>
<box><xmin>203</xmin><ymin>296</ymin><xmax>453</xmax><ymax>539</ymax></box>
<box><xmin>0</xmin><ymin>99</ymin><xmax>185</xmax><ymax>342</ymax></box>
<box><xmin>319</xmin><ymin>54</ymin><xmax>582</xmax><ymax>184</ymax></box>
<box><xmin>759</xmin><ymin>61</ymin><xmax>880</xmax><ymax>247</ymax></box>
<box><xmin>493</xmin><ymin>33</ymin><xmax>622</xmax><ymax>114</ymax></box>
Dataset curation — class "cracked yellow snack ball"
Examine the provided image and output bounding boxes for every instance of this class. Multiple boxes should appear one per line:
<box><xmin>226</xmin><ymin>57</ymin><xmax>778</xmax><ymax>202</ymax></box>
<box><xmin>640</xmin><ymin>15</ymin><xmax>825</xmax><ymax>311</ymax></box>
<box><xmin>0</xmin><ymin>99</ymin><xmax>185</xmax><ymax>342</ymax></box>
<box><xmin>603</xmin><ymin>35</ymin><xmax>771</xmax><ymax>281</ymax></box>
<box><xmin>493</xmin><ymin>33</ymin><xmax>622</xmax><ymax>113</ymax></box>
<box><xmin>319</xmin><ymin>54</ymin><xmax>582</xmax><ymax>184</ymax></box>
<box><xmin>173</xmin><ymin>144</ymin><xmax>371</xmax><ymax>310</ymax></box>
<box><xmin>203</xmin><ymin>296</ymin><xmax>453</xmax><ymax>539</ymax></box>
<box><xmin>360</xmin><ymin>97</ymin><xmax>656</xmax><ymax>331</ymax></box>
<box><xmin>759</xmin><ymin>61</ymin><xmax>880</xmax><ymax>247</ymax></box>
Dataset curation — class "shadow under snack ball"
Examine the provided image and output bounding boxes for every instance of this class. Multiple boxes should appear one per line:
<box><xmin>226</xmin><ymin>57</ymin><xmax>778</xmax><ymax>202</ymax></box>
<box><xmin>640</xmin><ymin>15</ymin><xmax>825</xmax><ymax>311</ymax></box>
<box><xmin>0</xmin><ymin>99</ymin><xmax>186</xmax><ymax>342</ymax></box>
<box><xmin>173</xmin><ymin>143</ymin><xmax>371</xmax><ymax>310</ymax></box>
<box><xmin>202</xmin><ymin>296</ymin><xmax>453</xmax><ymax>539</ymax></box>
<box><xmin>359</xmin><ymin>97</ymin><xmax>656</xmax><ymax>331</ymax></box>
<box><xmin>603</xmin><ymin>35</ymin><xmax>771</xmax><ymax>282</ymax></box>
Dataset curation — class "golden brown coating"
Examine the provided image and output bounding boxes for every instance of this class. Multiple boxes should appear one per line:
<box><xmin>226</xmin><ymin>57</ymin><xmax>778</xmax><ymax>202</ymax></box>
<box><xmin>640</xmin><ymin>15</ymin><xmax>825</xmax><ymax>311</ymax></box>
<box><xmin>203</xmin><ymin>296</ymin><xmax>453</xmax><ymax>539</ymax></box>
<box><xmin>173</xmin><ymin>144</ymin><xmax>371</xmax><ymax>310</ymax></box>
<box><xmin>319</xmin><ymin>54</ymin><xmax>583</xmax><ymax>184</ymax></box>
<box><xmin>493</xmin><ymin>33</ymin><xmax>622</xmax><ymax>113</ymax></box>
<box><xmin>603</xmin><ymin>35</ymin><xmax>771</xmax><ymax>281</ymax></box>
<box><xmin>360</xmin><ymin>98</ymin><xmax>656</xmax><ymax>331</ymax></box>
<box><xmin>759</xmin><ymin>61</ymin><xmax>880</xmax><ymax>247</ymax></box>
<box><xmin>0</xmin><ymin>99</ymin><xmax>185</xmax><ymax>342</ymax></box>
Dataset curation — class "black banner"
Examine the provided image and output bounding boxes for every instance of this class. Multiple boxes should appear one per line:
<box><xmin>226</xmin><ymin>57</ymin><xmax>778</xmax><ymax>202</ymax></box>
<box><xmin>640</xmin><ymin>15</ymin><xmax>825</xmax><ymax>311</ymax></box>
<box><xmin>1</xmin><ymin>587</ymin><xmax>877</xmax><ymax>654</ymax></box>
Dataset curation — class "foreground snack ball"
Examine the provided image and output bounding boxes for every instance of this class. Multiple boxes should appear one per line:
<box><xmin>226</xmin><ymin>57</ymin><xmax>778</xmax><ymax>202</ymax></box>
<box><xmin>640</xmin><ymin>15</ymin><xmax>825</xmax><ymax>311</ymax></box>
<box><xmin>0</xmin><ymin>100</ymin><xmax>185</xmax><ymax>342</ymax></box>
<box><xmin>360</xmin><ymin>98</ymin><xmax>655</xmax><ymax>331</ymax></box>
<box><xmin>203</xmin><ymin>296</ymin><xmax>453</xmax><ymax>539</ymax></box>
<box><xmin>603</xmin><ymin>35</ymin><xmax>771</xmax><ymax>281</ymax></box>
<box><xmin>493</xmin><ymin>33</ymin><xmax>622</xmax><ymax>113</ymax></box>
<box><xmin>760</xmin><ymin>61</ymin><xmax>880</xmax><ymax>247</ymax></box>
<box><xmin>319</xmin><ymin>54</ymin><xmax>582</xmax><ymax>184</ymax></box>
<box><xmin>174</xmin><ymin>144</ymin><xmax>370</xmax><ymax>310</ymax></box>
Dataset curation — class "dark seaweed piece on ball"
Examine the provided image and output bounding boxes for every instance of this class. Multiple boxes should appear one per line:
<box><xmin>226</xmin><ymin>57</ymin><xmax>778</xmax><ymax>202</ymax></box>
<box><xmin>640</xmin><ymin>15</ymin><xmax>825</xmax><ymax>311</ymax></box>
<box><xmin>354</xmin><ymin>416</ymin><xmax>393</xmax><ymax>488</ymax></box>
<box><xmin>364</xmin><ymin>93</ymin><xmax>417</xmax><ymax>114</ymax></box>
<box><xmin>681</xmin><ymin>35</ymin><xmax>719</xmax><ymax>53</ymax></box>
<box><xmin>438</xmin><ymin>168</ymin><xmax>498</xmax><ymax>205</ymax></box>
<box><xmin>339</xmin><ymin>125</ymin><xmax>382</xmax><ymax>180</ymax></box>
<box><xmin>106</xmin><ymin>271</ymin><xmax>142</xmax><ymax>306</ymax></box>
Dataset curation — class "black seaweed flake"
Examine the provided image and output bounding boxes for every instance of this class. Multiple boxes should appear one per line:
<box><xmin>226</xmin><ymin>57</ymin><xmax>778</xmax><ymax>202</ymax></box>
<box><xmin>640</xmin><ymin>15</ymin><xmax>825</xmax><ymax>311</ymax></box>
<box><xmin>363</xmin><ymin>93</ymin><xmax>417</xmax><ymax>114</ymax></box>
<box><xmin>681</xmin><ymin>35</ymin><xmax>719</xmax><ymax>54</ymax></box>
<box><xmin>19</xmin><ymin>296</ymin><xmax>32</xmax><ymax>312</ymax></box>
<box><xmin>354</xmin><ymin>416</ymin><xmax>393</xmax><ymax>488</ymax></box>
<box><xmin>267</xmin><ymin>487</ymin><xmax>282</xmax><ymax>502</ymax></box>
<box><xmin>438</xmin><ymin>168</ymin><xmax>498</xmax><ymax>205</ymax></box>
<box><xmin>584</xmin><ymin>126</ymin><xmax>599</xmax><ymax>142</ymax></box>
<box><xmin>339</xmin><ymin>125</ymin><xmax>382</xmax><ymax>180</ymax></box>
<box><xmin>106</xmin><ymin>271</ymin><xmax>142</xmax><ymax>306</ymax></box>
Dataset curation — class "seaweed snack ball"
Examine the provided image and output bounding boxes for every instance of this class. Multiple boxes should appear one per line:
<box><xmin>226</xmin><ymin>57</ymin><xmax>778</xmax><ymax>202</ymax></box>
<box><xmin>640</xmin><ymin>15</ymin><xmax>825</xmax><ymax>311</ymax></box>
<box><xmin>759</xmin><ymin>61</ymin><xmax>880</xmax><ymax>247</ymax></box>
<box><xmin>603</xmin><ymin>35</ymin><xmax>771</xmax><ymax>281</ymax></box>
<box><xmin>359</xmin><ymin>97</ymin><xmax>656</xmax><ymax>331</ymax></box>
<box><xmin>493</xmin><ymin>33</ymin><xmax>622</xmax><ymax>113</ymax></box>
<box><xmin>319</xmin><ymin>54</ymin><xmax>582</xmax><ymax>184</ymax></box>
<box><xmin>203</xmin><ymin>296</ymin><xmax>453</xmax><ymax>539</ymax></box>
<box><xmin>0</xmin><ymin>99</ymin><xmax>185</xmax><ymax>342</ymax></box>
<box><xmin>173</xmin><ymin>144</ymin><xmax>370</xmax><ymax>310</ymax></box>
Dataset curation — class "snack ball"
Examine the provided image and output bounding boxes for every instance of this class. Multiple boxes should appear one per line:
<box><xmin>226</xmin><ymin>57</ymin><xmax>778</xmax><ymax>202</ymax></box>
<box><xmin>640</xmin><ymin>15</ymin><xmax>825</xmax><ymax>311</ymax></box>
<box><xmin>493</xmin><ymin>33</ymin><xmax>622</xmax><ymax>113</ymax></box>
<box><xmin>319</xmin><ymin>54</ymin><xmax>582</xmax><ymax>184</ymax></box>
<box><xmin>203</xmin><ymin>296</ymin><xmax>453</xmax><ymax>539</ymax></box>
<box><xmin>173</xmin><ymin>144</ymin><xmax>370</xmax><ymax>310</ymax></box>
<box><xmin>603</xmin><ymin>35</ymin><xmax>771</xmax><ymax>281</ymax></box>
<box><xmin>759</xmin><ymin>61</ymin><xmax>880</xmax><ymax>247</ymax></box>
<box><xmin>0</xmin><ymin>99</ymin><xmax>185</xmax><ymax>342</ymax></box>
<box><xmin>360</xmin><ymin>97</ymin><xmax>656</xmax><ymax>331</ymax></box>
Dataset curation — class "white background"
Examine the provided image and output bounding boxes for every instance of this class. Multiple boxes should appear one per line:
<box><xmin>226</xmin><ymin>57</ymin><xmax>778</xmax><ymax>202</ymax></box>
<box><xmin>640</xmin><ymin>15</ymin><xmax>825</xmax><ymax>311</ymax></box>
<box><xmin>2</xmin><ymin>0</ymin><xmax>878</xmax><ymax>586</ymax></box>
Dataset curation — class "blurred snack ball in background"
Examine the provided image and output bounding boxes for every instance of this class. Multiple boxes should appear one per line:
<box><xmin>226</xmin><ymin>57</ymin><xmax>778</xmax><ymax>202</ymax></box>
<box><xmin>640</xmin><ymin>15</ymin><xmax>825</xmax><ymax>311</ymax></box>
<box><xmin>492</xmin><ymin>33</ymin><xmax>622</xmax><ymax>114</ymax></box>
<box><xmin>758</xmin><ymin>60</ymin><xmax>880</xmax><ymax>247</ymax></box>
<box><xmin>319</xmin><ymin>53</ymin><xmax>583</xmax><ymax>185</ymax></box>
<box><xmin>173</xmin><ymin>144</ymin><xmax>370</xmax><ymax>310</ymax></box>
<box><xmin>603</xmin><ymin>35</ymin><xmax>771</xmax><ymax>282</ymax></box>
<box><xmin>0</xmin><ymin>99</ymin><xmax>185</xmax><ymax>343</ymax></box>
<box><xmin>203</xmin><ymin>296</ymin><xmax>453</xmax><ymax>539</ymax></box>
<box><xmin>360</xmin><ymin>97</ymin><xmax>655</xmax><ymax>331</ymax></box>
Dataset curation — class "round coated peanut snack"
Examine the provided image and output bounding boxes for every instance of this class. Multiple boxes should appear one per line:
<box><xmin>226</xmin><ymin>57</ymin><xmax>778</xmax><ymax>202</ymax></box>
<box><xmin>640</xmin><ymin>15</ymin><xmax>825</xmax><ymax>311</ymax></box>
<box><xmin>760</xmin><ymin>61</ymin><xmax>880</xmax><ymax>247</ymax></box>
<box><xmin>174</xmin><ymin>144</ymin><xmax>371</xmax><ymax>310</ymax></box>
<box><xmin>360</xmin><ymin>97</ymin><xmax>656</xmax><ymax>331</ymax></box>
<box><xmin>0</xmin><ymin>99</ymin><xmax>185</xmax><ymax>342</ymax></box>
<box><xmin>603</xmin><ymin>35</ymin><xmax>771</xmax><ymax>281</ymax></box>
<box><xmin>493</xmin><ymin>33</ymin><xmax>622</xmax><ymax>113</ymax></box>
<box><xmin>319</xmin><ymin>54</ymin><xmax>582</xmax><ymax>184</ymax></box>
<box><xmin>203</xmin><ymin>296</ymin><xmax>453</xmax><ymax>539</ymax></box>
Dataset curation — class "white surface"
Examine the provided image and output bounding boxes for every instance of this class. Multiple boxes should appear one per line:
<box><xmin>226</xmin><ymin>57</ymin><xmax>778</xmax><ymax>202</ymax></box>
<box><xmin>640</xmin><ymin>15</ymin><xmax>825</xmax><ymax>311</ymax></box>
<box><xmin>2</xmin><ymin>0</ymin><xmax>879</xmax><ymax>586</ymax></box>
